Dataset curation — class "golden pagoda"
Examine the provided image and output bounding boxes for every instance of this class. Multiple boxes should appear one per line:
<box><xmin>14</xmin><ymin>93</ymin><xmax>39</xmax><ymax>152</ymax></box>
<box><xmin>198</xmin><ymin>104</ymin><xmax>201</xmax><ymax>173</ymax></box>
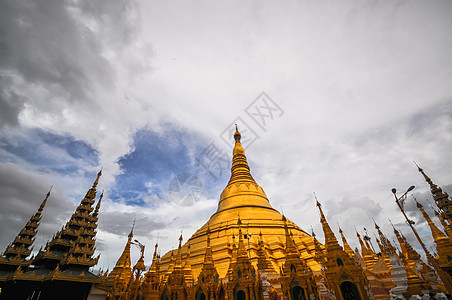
<box><xmin>106</xmin><ymin>223</ymin><xmax>135</xmax><ymax>298</ymax></box>
<box><xmin>158</xmin><ymin>126</ymin><xmax>322</xmax><ymax>287</ymax></box>
<box><xmin>416</xmin><ymin>163</ymin><xmax>452</xmax><ymax>222</ymax></box>
<box><xmin>416</xmin><ymin>200</ymin><xmax>452</xmax><ymax>274</ymax></box>
<box><xmin>315</xmin><ymin>200</ymin><xmax>370</xmax><ymax>300</ymax></box>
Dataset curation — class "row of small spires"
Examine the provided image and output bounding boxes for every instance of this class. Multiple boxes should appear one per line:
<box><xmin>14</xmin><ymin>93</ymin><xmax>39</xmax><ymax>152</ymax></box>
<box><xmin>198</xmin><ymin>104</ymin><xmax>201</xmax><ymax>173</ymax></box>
<box><xmin>2</xmin><ymin>157</ymin><xmax>448</xmax><ymax>277</ymax></box>
<box><xmin>106</xmin><ymin>194</ymin><xmax>446</xmax><ymax>275</ymax></box>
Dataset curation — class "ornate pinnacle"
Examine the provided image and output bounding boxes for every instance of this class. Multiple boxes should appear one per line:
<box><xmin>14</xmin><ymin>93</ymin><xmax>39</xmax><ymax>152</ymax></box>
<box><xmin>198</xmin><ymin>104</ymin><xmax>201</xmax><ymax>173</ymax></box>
<box><xmin>128</xmin><ymin>220</ymin><xmax>135</xmax><ymax>240</ymax></box>
<box><xmin>178</xmin><ymin>232</ymin><xmax>183</xmax><ymax>249</ymax></box>
<box><xmin>234</xmin><ymin>124</ymin><xmax>241</xmax><ymax>141</ymax></box>
<box><xmin>93</xmin><ymin>190</ymin><xmax>103</xmax><ymax>217</ymax></box>
<box><xmin>39</xmin><ymin>186</ymin><xmax>52</xmax><ymax>213</ymax></box>
<box><xmin>227</xmin><ymin>126</ymin><xmax>255</xmax><ymax>186</ymax></box>
<box><xmin>3</xmin><ymin>190</ymin><xmax>51</xmax><ymax>262</ymax></box>
<box><xmin>92</xmin><ymin>168</ymin><xmax>102</xmax><ymax>189</ymax></box>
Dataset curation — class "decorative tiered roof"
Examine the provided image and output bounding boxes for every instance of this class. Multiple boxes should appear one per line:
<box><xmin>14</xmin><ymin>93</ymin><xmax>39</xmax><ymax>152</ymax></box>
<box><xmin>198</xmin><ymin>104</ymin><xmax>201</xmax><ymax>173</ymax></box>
<box><xmin>0</xmin><ymin>189</ymin><xmax>50</xmax><ymax>271</ymax></box>
<box><xmin>32</xmin><ymin>170</ymin><xmax>103</xmax><ymax>273</ymax></box>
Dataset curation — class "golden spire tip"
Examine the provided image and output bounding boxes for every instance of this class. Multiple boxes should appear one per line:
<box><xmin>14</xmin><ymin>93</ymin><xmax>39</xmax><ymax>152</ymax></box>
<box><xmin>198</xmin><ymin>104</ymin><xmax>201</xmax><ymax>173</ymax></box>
<box><xmin>233</xmin><ymin>124</ymin><xmax>241</xmax><ymax>141</ymax></box>
<box><xmin>413</xmin><ymin>160</ymin><xmax>422</xmax><ymax>171</ymax></box>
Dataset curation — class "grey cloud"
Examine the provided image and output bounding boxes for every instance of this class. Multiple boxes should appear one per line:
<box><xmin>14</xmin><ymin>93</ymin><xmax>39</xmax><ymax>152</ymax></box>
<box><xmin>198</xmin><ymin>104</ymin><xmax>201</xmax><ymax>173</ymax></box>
<box><xmin>99</xmin><ymin>211</ymin><xmax>169</xmax><ymax>238</ymax></box>
<box><xmin>0</xmin><ymin>0</ymin><xmax>141</xmax><ymax>128</ymax></box>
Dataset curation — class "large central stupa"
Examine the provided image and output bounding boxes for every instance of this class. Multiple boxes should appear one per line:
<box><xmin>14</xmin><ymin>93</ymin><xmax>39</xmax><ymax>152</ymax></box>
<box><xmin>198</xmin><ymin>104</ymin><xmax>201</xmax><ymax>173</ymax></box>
<box><xmin>159</xmin><ymin>128</ymin><xmax>322</xmax><ymax>278</ymax></box>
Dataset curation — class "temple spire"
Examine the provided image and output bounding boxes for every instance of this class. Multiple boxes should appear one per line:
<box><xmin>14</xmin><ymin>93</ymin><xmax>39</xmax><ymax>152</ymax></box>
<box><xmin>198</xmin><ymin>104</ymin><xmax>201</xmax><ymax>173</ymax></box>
<box><xmin>338</xmin><ymin>225</ymin><xmax>354</xmax><ymax>257</ymax></box>
<box><xmin>217</xmin><ymin>125</ymin><xmax>272</xmax><ymax>213</ymax></box>
<box><xmin>175</xmin><ymin>232</ymin><xmax>183</xmax><ymax>269</ymax></box>
<box><xmin>316</xmin><ymin>199</ymin><xmax>341</xmax><ymax>251</ymax></box>
<box><xmin>415</xmin><ymin>199</ymin><xmax>448</xmax><ymax>243</ymax></box>
<box><xmin>415</xmin><ymin>162</ymin><xmax>452</xmax><ymax>221</ymax></box>
<box><xmin>236</xmin><ymin>215</ymin><xmax>248</xmax><ymax>258</ymax></box>
<box><xmin>415</xmin><ymin>199</ymin><xmax>452</xmax><ymax>268</ymax></box>
<box><xmin>228</xmin><ymin>126</ymin><xmax>256</xmax><ymax>186</ymax></box>
<box><xmin>106</xmin><ymin>222</ymin><xmax>134</xmax><ymax>290</ymax></box>
<box><xmin>282</xmin><ymin>215</ymin><xmax>299</xmax><ymax>255</ymax></box>
<box><xmin>1</xmin><ymin>189</ymin><xmax>51</xmax><ymax>264</ymax></box>
<box><xmin>129</xmin><ymin>220</ymin><xmax>135</xmax><ymax>240</ymax></box>
<box><xmin>373</xmin><ymin>219</ymin><xmax>396</xmax><ymax>256</ymax></box>
<box><xmin>183</xmin><ymin>241</ymin><xmax>194</xmax><ymax>284</ymax></box>
<box><xmin>204</xmin><ymin>223</ymin><xmax>214</xmax><ymax>264</ymax></box>
<box><xmin>434</xmin><ymin>209</ymin><xmax>452</xmax><ymax>241</ymax></box>
<box><xmin>356</xmin><ymin>230</ymin><xmax>375</xmax><ymax>270</ymax></box>
<box><xmin>93</xmin><ymin>190</ymin><xmax>103</xmax><ymax>218</ymax></box>
<box><xmin>93</xmin><ymin>168</ymin><xmax>102</xmax><ymax>190</ymax></box>
<box><xmin>150</xmin><ymin>242</ymin><xmax>159</xmax><ymax>272</ymax></box>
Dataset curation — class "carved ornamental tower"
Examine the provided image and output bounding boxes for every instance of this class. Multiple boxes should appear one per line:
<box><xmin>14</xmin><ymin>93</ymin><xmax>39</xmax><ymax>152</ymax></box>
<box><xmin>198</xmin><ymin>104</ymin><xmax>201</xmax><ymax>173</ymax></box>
<box><xmin>316</xmin><ymin>200</ymin><xmax>369</xmax><ymax>300</ymax></box>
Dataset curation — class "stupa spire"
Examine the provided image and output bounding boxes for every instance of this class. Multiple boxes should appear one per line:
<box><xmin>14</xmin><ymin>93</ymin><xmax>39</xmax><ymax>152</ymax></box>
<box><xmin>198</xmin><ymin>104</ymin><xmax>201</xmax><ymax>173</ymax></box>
<box><xmin>415</xmin><ymin>199</ymin><xmax>448</xmax><ymax>242</ymax></box>
<box><xmin>228</xmin><ymin>126</ymin><xmax>255</xmax><ymax>185</ymax></box>
<box><xmin>356</xmin><ymin>230</ymin><xmax>375</xmax><ymax>270</ymax></box>
<box><xmin>106</xmin><ymin>222</ymin><xmax>134</xmax><ymax>289</ymax></box>
<box><xmin>415</xmin><ymin>199</ymin><xmax>452</xmax><ymax>268</ymax></box>
<box><xmin>338</xmin><ymin>225</ymin><xmax>354</xmax><ymax>257</ymax></box>
<box><xmin>237</xmin><ymin>214</ymin><xmax>248</xmax><ymax>258</ymax></box>
<box><xmin>282</xmin><ymin>215</ymin><xmax>299</xmax><ymax>255</ymax></box>
<box><xmin>114</xmin><ymin>223</ymin><xmax>133</xmax><ymax>269</ymax></box>
<box><xmin>415</xmin><ymin>162</ymin><xmax>452</xmax><ymax>221</ymax></box>
<box><xmin>175</xmin><ymin>232</ymin><xmax>183</xmax><ymax>269</ymax></box>
<box><xmin>316</xmin><ymin>199</ymin><xmax>341</xmax><ymax>251</ymax></box>
<box><xmin>150</xmin><ymin>242</ymin><xmax>158</xmax><ymax>272</ymax></box>
<box><xmin>183</xmin><ymin>241</ymin><xmax>194</xmax><ymax>284</ymax></box>
<box><xmin>204</xmin><ymin>223</ymin><xmax>214</xmax><ymax>265</ymax></box>
<box><xmin>93</xmin><ymin>168</ymin><xmax>102</xmax><ymax>190</ymax></box>
<box><xmin>373</xmin><ymin>219</ymin><xmax>396</xmax><ymax>256</ymax></box>
<box><xmin>93</xmin><ymin>190</ymin><xmax>103</xmax><ymax>218</ymax></box>
<box><xmin>1</xmin><ymin>189</ymin><xmax>51</xmax><ymax>264</ymax></box>
<box><xmin>434</xmin><ymin>209</ymin><xmax>452</xmax><ymax>241</ymax></box>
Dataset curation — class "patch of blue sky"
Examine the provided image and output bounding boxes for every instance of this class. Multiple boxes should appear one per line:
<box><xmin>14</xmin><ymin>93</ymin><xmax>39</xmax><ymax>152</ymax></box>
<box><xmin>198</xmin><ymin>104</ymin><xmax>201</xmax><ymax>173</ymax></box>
<box><xmin>0</xmin><ymin>128</ymin><xmax>99</xmax><ymax>174</ymax></box>
<box><xmin>110</xmin><ymin>124</ymin><xmax>231</xmax><ymax>206</ymax></box>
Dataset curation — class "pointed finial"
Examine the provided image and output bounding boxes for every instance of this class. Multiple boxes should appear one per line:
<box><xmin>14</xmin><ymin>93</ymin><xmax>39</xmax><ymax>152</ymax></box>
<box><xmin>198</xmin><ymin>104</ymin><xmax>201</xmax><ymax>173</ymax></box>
<box><xmin>93</xmin><ymin>190</ymin><xmax>104</xmax><ymax>215</ymax></box>
<box><xmin>92</xmin><ymin>167</ymin><xmax>103</xmax><ymax>189</ymax></box>
<box><xmin>39</xmin><ymin>187</ymin><xmax>52</xmax><ymax>211</ymax></box>
<box><xmin>47</xmin><ymin>185</ymin><xmax>53</xmax><ymax>198</ymax></box>
<box><xmin>234</xmin><ymin>124</ymin><xmax>241</xmax><ymax>142</ymax></box>
<box><xmin>389</xmin><ymin>219</ymin><xmax>399</xmax><ymax>235</ymax></box>
<box><xmin>413</xmin><ymin>195</ymin><xmax>422</xmax><ymax>208</ymax></box>
<box><xmin>314</xmin><ymin>192</ymin><xmax>321</xmax><ymax>207</ymax></box>
<box><xmin>179</xmin><ymin>231</ymin><xmax>183</xmax><ymax>248</ymax></box>
<box><xmin>413</xmin><ymin>160</ymin><xmax>422</xmax><ymax>172</ymax></box>
<box><xmin>128</xmin><ymin>220</ymin><xmax>135</xmax><ymax>239</ymax></box>
<box><xmin>372</xmin><ymin>218</ymin><xmax>379</xmax><ymax>230</ymax></box>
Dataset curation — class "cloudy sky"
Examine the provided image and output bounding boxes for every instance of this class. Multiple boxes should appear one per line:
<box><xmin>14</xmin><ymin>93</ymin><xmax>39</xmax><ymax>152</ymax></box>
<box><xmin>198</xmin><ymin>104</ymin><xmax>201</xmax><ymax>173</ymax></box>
<box><xmin>1</xmin><ymin>0</ymin><xmax>451</xmax><ymax>272</ymax></box>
